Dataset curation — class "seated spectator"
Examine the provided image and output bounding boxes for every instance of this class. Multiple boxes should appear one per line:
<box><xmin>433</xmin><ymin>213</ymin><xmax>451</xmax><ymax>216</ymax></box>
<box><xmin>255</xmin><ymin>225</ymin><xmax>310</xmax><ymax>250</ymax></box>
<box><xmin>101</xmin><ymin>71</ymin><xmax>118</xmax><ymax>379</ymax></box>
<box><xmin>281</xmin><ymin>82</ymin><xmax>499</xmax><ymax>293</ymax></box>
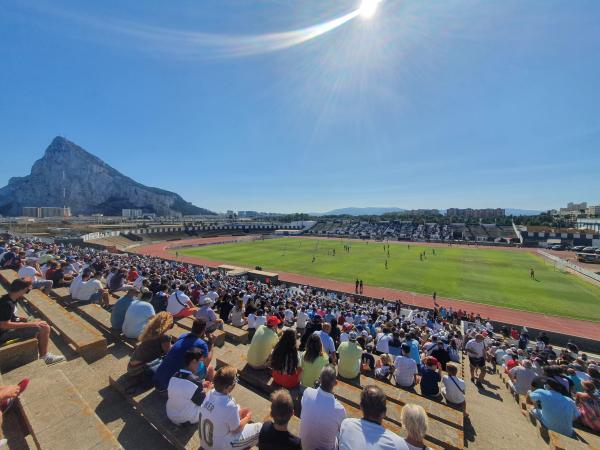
<box><xmin>154</xmin><ymin>318</ymin><xmax>214</xmax><ymax>391</ymax></box>
<box><xmin>166</xmin><ymin>349</ymin><xmax>212</xmax><ymax>425</ymax></box>
<box><xmin>338</xmin><ymin>331</ymin><xmax>363</xmax><ymax>381</ymax></box>
<box><xmin>127</xmin><ymin>312</ymin><xmax>173</xmax><ymax>378</ymax></box>
<box><xmin>401</xmin><ymin>404</ymin><xmax>431</xmax><ymax>450</ymax></box>
<box><xmin>387</xmin><ymin>331</ymin><xmax>403</xmax><ymax>357</ymax></box>
<box><xmin>300</xmin><ymin>365</ymin><xmax>346</xmax><ymax>450</ymax></box>
<box><xmin>110</xmin><ymin>286</ymin><xmax>140</xmax><ymax>332</ymax></box>
<box><xmin>508</xmin><ymin>359</ymin><xmax>537</xmax><ymax>396</ymax></box>
<box><xmin>360</xmin><ymin>340</ymin><xmax>375</xmax><ymax>375</ymax></box>
<box><xmin>374</xmin><ymin>353</ymin><xmax>393</xmax><ymax>381</ymax></box>
<box><xmin>150</xmin><ymin>284</ymin><xmax>169</xmax><ymax>313</ymax></box>
<box><xmin>195</xmin><ymin>297</ymin><xmax>224</xmax><ymax>333</ymax></box>
<box><xmin>0</xmin><ymin>279</ymin><xmax>65</xmax><ymax>365</ymax></box>
<box><xmin>315</xmin><ymin>323</ymin><xmax>337</xmax><ymax>364</ymax></box>
<box><xmin>575</xmin><ymin>380</ymin><xmax>600</xmax><ymax>431</ymax></box>
<box><xmin>338</xmin><ymin>385</ymin><xmax>407</xmax><ymax>450</ymax></box>
<box><xmin>47</xmin><ymin>261</ymin><xmax>72</xmax><ymax>287</ymax></box>
<box><xmin>430</xmin><ymin>341</ymin><xmax>451</xmax><ymax>371</ymax></box>
<box><xmin>122</xmin><ymin>289</ymin><xmax>155</xmax><ymax>339</ymax></box>
<box><xmin>394</xmin><ymin>344</ymin><xmax>419</xmax><ymax>388</ymax></box>
<box><xmin>420</xmin><ymin>357</ymin><xmax>442</xmax><ymax>398</ymax></box>
<box><xmin>527</xmin><ymin>378</ymin><xmax>579</xmax><ymax>437</ymax></box>
<box><xmin>300</xmin><ymin>333</ymin><xmax>329</xmax><ymax>389</ymax></box>
<box><xmin>442</xmin><ymin>363</ymin><xmax>467</xmax><ymax>416</ymax></box>
<box><xmin>228</xmin><ymin>298</ymin><xmax>247</xmax><ymax>328</ymax></box>
<box><xmin>108</xmin><ymin>268</ymin><xmax>130</xmax><ymax>293</ymax></box>
<box><xmin>166</xmin><ymin>284</ymin><xmax>198</xmax><ymax>319</ymax></box>
<box><xmin>70</xmin><ymin>269</ymin><xmax>110</xmax><ymax>307</ymax></box>
<box><xmin>269</xmin><ymin>328</ymin><xmax>302</xmax><ymax>389</ymax></box>
<box><xmin>18</xmin><ymin>259</ymin><xmax>53</xmax><ymax>294</ymax></box>
<box><xmin>247</xmin><ymin>316</ymin><xmax>281</xmax><ymax>370</ymax></box>
<box><xmin>258</xmin><ymin>389</ymin><xmax>301</xmax><ymax>450</ymax></box>
<box><xmin>199</xmin><ymin>365</ymin><xmax>262</xmax><ymax>449</ymax></box>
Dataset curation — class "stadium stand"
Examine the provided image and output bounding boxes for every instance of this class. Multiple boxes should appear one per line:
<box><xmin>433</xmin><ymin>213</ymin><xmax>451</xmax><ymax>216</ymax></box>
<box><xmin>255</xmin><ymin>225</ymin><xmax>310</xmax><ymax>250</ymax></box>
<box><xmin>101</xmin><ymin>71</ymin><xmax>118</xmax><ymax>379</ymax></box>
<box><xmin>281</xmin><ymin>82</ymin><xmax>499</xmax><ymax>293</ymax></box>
<box><xmin>1</xmin><ymin>235</ymin><xmax>599</xmax><ymax>450</ymax></box>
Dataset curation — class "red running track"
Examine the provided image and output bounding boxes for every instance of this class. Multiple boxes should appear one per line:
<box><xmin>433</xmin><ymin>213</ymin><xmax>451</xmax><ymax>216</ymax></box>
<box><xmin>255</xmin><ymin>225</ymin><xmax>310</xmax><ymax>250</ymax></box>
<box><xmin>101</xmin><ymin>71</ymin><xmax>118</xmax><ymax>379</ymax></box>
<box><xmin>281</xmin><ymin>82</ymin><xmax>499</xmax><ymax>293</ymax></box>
<box><xmin>132</xmin><ymin>236</ymin><xmax>600</xmax><ymax>341</ymax></box>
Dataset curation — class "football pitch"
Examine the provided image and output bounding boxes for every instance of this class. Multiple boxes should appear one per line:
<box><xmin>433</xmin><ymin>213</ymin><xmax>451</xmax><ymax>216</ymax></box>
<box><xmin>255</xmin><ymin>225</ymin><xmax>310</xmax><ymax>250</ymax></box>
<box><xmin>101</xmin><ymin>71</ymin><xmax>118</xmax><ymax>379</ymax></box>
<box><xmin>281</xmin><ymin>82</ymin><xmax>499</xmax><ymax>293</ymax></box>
<box><xmin>177</xmin><ymin>237</ymin><xmax>600</xmax><ymax>322</ymax></box>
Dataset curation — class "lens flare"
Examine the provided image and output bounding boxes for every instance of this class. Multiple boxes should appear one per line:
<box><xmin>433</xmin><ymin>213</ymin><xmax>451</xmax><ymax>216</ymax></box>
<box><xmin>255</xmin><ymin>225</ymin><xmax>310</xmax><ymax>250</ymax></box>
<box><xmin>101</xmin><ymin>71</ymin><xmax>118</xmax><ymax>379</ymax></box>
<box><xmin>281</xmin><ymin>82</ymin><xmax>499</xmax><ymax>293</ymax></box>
<box><xmin>359</xmin><ymin>0</ymin><xmax>382</xmax><ymax>18</ymax></box>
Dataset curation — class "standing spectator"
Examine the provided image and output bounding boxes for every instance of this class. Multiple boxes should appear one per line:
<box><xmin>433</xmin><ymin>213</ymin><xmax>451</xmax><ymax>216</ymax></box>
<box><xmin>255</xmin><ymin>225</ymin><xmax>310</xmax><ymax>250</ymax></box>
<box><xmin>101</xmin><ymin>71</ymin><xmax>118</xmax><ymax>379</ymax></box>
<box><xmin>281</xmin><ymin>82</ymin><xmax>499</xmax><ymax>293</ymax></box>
<box><xmin>300</xmin><ymin>333</ymin><xmax>329</xmax><ymax>389</ymax></box>
<box><xmin>199</xmin><ymin>365</ymin><xmax>262</xmax><ymax>449</ymax></box>
<box><xmin>394</xmin><ymin>344</ymin><xmax>419</xmax><ymax>388</ymax></box>
<box><xmin>338</xmin><ymin>385</ymin><xmax>407</xmax><ymax>450</ymax></box>
<box><xmin>122</xmin><ymin>289</ymin><xmax>156</xmax><ymax>339</ymax></box>
<box><xmin>0</xmin><ymin>279</ymin><xmax>65</xmax><ymax>365</ymax></box>
<box><xmin>269</xmin><ymin>328</ymin><xmax>302</xmax><ymax>389</ymax></box>
<box><xmin>258</xmin><ymin>390</ymin><xmax>301</xmax><ymax>450</ymax></box>
<box><xmin>465</xmin><ymin>334</ymin><xmax>486</xmax><ymax>385</ymax></box>
<box><xmin>299</xmin><ymin>365</ymin><xmax>346</xmax><ymax>450</ymax></box>
<box><xmin>338</xmin><ymin>332</ymin><xmax>363</xmax><ymax>381</ymax></box>
<box><xmin>247</xmin><ymin>316</ymin><xmax>281</xmax><ymax>369</ymax></box>
<box><xmin>401</xmin><ymin>404</ymin><xmax>431</xmax><ymax>450</ymax></box>
<box><xmin>527</xmin><ymin>378</ymin><xmax>580</xmax><ymax>437</ymax></box>
<box><xmin>430</xmin><ymin>341</ymin><xmax>451</xmax><ymax>371</ymax></box>
<box><xmin>296</xmin><ymin>307</ymin><xmax>309</xmax><ymax>337</ymax></box>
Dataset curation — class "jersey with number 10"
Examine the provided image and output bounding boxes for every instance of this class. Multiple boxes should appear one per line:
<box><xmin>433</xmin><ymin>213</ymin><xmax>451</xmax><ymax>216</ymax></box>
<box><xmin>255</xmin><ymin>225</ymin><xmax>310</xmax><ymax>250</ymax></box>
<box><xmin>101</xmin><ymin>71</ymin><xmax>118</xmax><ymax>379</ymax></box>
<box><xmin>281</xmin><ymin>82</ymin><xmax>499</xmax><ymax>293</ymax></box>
<box><xmin>199</xmin><ymin>389</ymin><xmax>241</xmax><ymax>449</ymax></box>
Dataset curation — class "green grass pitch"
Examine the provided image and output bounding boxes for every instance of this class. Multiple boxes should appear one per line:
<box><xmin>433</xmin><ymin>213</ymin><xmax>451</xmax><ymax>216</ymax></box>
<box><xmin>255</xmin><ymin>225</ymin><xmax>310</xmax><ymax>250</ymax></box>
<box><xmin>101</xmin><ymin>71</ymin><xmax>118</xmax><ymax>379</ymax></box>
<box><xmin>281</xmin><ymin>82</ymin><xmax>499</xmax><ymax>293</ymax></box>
<box><xmin>178</xmin><ymin>238</ymin><xmax>600</xmax><ymax>321</ymax></box>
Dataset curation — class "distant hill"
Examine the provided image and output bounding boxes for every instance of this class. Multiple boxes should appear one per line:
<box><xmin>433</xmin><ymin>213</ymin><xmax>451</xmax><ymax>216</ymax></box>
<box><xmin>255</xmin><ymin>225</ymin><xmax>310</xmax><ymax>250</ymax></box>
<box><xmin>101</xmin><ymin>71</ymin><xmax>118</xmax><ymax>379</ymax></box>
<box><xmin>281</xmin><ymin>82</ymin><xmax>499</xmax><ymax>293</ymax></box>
<box><xmin>505</xmin><ymin>208</ymin><xmax>544</xmax><ymax>216</ymax></box>
<box><xmin>317</xmin><ymin>207</ymin><xmax>406</xmax><ymax>216</ymax></box>
<box><xmin>0</xmin><ymin>137</ymin><xmax>215</xmax><ymax>217</ymax></box>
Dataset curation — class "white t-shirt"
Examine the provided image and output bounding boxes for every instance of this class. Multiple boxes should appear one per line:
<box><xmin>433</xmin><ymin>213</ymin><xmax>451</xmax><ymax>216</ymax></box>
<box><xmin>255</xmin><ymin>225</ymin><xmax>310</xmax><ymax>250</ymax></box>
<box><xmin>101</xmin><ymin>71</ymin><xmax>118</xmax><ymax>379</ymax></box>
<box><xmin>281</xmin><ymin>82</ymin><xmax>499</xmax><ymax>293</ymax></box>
<box><xmin>465</xmin><ymin>339</ymin><xmax>485</xmax><ymax>358</ymax></box>
<box><xmin>442</xmin><ymin>375</ymin><xmax>465</xmax><ymax>404</ymax></box>
<box><xmin>166</xmin><ymin>370</ymin><xmax>204</xmax><ymax>425</ymax></box>
<box><xmin>199</xmin><ymin>389</ymin><xmax>241</xmax><ymax>449</ymax></box>
<box><xmin>376</xmin><ymin>334</ymin><xmax>392</xmax><ymax>354</ymax></box>
<box><xmin>207</xmin><ymin>290</ymin><xmax>219</xmax><ymax>301</ymax></box>
<box><xmin>74</xmin><ymin>279</ymin><xmax>103</xmax><ymax>301</ymax></box>
<box><xmin>300</xmin><ymin>387</ymin><xmax>346</xmax><ymax>450</ymax></box>
<box><xmin>394</xmin><ymin>356</ymin><xmax>418</xmax><ymax>387</ymax></box>
<box><xmin>70</xmin><ymin>274</ymin><xmax>84</xmax><ymax>298</ymax></box>
<box><xmin>167</xmin><ymin>290</ymin><xmax>190</xmax><ymax>315</ymax></box>
<box><xmin>284</xmin><ymin>309</ymin><xmax>294</xmax><ymax>322</ymax></box>
<box><xmin>122</xmin><ymin>300</ymin><xmax>155</xmax><ymax>339</ymax></box>
<box><xmin>196</xmin><ymin>306</ymin><xmax>218</xmax><ymax>325</ymax></box>
<box><xmin>133</xmin><ymin>275</ymin><xmax>144</xmax><ymax>289</ymax></box>
<box><xmin>297</xmin><ymin>311</ymin><xmax>309</xmax><ymax>328</ymax></box>
<box><xmin>338</xmin><ymin>418</ymin><xmax>409</xmax><ymax>450</ymax></box>
<box><xmin>18</xmin><ymin>266</ymin><xmax>38</xmax><ymax>282</ymax></box>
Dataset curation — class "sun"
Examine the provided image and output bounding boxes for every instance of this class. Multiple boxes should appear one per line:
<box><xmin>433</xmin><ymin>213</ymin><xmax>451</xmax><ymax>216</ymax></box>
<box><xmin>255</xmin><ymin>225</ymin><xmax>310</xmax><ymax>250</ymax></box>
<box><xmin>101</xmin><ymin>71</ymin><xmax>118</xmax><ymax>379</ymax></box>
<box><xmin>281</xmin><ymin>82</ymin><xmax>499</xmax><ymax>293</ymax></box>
<box><xmin>359</xmin><ymin>0</ymin><xmax>381</xmax><ymax>18</ymax></box>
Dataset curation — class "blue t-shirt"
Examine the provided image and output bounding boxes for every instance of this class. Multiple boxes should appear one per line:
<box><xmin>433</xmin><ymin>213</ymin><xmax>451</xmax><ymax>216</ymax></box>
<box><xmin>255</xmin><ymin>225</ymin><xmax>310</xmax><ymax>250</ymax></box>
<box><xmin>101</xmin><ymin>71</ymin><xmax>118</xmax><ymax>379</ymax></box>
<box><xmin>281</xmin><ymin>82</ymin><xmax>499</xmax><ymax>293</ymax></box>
<box><xmin>154</xmin><ymin>333</ymin><xmax>209</xmax><ymax>390</ymax></box>
<box><xmin>110</xmin><ymin>294</ymin><xmax>135</xmax><ymax>330</ymax></box>
<box><xmin>408</xmin><ymin>339</ymin><xmax>421</xmax><ymax>365</ymax></box>
<box><xmin>529</xmin><ymin>389</ymin><xmax>579</xmax><ymax>436</ymax></box>
<box><xmin>420</xmin><ymin>366</ymin><xmax>441</xmax><ymax>396</ymax></box>
<box><xmin>122</xmin><ymin>300</ymin><xmax>155</xmax><ymax>339</ymax></box>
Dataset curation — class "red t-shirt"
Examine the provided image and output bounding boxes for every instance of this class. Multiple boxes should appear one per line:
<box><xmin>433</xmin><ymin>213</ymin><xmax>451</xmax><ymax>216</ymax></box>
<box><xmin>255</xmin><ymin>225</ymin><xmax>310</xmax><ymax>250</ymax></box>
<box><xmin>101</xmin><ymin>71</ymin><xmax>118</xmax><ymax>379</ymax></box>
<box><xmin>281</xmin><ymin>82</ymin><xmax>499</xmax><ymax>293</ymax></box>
<box><xmin>127</xmin><ymin>270</ymin><xmax>139</xmax><ymax>282</ymax></box>
<box><xmin>272</xmin><ymin>368</ymin><xmax>301</xmax><ymax>389</ymax></box>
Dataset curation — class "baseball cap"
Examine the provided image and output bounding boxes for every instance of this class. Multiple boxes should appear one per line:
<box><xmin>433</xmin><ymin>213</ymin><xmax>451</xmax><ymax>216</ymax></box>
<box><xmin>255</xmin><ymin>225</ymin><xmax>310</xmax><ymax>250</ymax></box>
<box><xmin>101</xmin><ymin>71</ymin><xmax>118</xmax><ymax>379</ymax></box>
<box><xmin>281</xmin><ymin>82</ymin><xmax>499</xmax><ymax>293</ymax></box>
<box><xmin>349</xmin><ymin>331</ymin><xmax>358</xmax><ymax>341</ymax></box>
<box><xmin>426</xmin><ymin>356</ymin><xmax>439</xmax><ymax>366</ymax></box>
<box><xmin>267</xmin><ymin>316</ymin><xmax>282</xmax><ymax>327</ymax></box>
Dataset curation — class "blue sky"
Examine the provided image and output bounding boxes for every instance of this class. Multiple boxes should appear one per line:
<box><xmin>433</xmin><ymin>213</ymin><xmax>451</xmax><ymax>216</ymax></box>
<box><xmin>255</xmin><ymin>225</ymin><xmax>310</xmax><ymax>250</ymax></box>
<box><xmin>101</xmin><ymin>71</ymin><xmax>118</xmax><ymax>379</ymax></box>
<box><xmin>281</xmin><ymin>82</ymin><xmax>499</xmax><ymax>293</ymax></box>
<box><xmin>1</xmin><ymin>0</ymin><xmax>599</xmax><ymax>213</ymax></box>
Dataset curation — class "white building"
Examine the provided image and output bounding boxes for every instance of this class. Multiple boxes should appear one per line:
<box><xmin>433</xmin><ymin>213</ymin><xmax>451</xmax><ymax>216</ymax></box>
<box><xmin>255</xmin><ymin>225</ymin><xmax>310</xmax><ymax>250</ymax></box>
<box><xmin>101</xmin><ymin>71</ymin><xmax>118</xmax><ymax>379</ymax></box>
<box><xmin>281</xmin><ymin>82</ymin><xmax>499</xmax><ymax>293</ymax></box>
<box><xmin>122</xmin><ymin>209</ymin><xmax>143</xmax><ymax>218</ymax></box>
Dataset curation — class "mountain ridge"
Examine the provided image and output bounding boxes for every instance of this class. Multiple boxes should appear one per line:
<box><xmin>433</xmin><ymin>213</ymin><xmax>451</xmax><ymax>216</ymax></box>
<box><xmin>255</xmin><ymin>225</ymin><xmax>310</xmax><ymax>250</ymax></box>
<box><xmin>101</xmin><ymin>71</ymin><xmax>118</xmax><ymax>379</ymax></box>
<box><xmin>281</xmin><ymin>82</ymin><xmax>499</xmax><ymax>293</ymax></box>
<box><xmin>0</xmin><ymin>137</ymin><xmax>214</xmax><ymax>217</ymax></box>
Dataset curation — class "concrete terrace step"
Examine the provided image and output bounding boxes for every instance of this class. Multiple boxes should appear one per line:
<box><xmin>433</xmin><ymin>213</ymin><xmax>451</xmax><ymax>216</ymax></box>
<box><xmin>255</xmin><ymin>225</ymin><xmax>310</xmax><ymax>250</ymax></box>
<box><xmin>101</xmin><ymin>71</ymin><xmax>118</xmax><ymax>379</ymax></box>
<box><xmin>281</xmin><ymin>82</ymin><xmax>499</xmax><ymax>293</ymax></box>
<box><xmin>222</xmin><ymin>323</ymin><xmax>249</xmax><ymax>344</ymax></box>
<box><xmin>24</xmin><ymin>289</ymin><xmax>107</xmax><ymax>362</ymax></box>
<box><xmin>109</xmin><ymin>373</ymin><xmax>293</xmax><ymax>450</ymax></box>
<box><xmin>3</xmin><ymin>360</ymin><xmax>123</xmax><ymax>450</ymax></box>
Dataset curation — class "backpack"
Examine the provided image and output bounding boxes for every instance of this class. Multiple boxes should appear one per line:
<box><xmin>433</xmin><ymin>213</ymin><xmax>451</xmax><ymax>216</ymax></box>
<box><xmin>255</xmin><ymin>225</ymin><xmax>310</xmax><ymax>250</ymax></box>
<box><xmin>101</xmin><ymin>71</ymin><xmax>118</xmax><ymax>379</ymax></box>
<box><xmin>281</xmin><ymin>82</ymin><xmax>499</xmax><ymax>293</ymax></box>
<box><xmin>151</xmin><ymin>292</ymin><xmax>168</xmax><ymax>313</ymax></box>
